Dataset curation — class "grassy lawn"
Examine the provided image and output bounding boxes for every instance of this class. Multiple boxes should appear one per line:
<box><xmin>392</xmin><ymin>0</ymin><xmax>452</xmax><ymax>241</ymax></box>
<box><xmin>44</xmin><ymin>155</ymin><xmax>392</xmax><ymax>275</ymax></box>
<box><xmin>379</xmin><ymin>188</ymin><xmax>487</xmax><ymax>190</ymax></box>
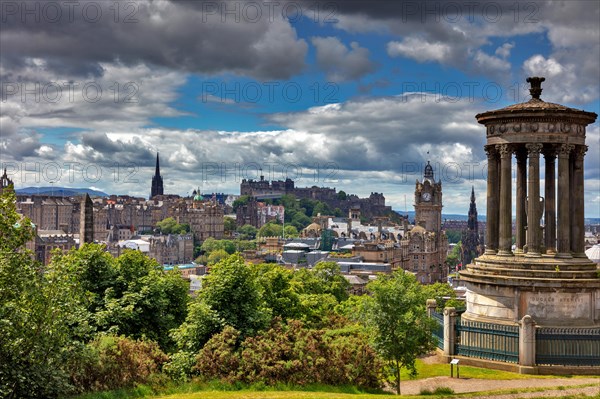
<box><xmin>400</xmin><ymin>358</ymin><xmax>553</xmax><ymax>380</ymax></box>
<box><xmin>69</xmin><ymin>358</ymin><xmax>596</xmax><ymax>399</ymax></box>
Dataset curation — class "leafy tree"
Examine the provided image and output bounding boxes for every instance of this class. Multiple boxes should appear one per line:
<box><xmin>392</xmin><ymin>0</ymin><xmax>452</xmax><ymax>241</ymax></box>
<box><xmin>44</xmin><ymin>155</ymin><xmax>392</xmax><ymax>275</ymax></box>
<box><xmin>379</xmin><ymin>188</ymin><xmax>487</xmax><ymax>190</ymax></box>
<box><xmin>232</xmin><ymin>195</ymin><xmax>250</xmax><ymax>212</ymax></box>
<box><xmin>237</xmin><ymin>224</ymin><xmax>258</xmax><ymax>239</ymax></box>
<box><xmin>93</xmin><ymin>250</ymin><xmax>189</xmax><ymax>351</ymax></box>
<box><xmin>310</xmin><ymin>261</ymin><xmax>350</xmax><ymax>302</ymax></box>
<box><xmin>200</xmin><ymin>237</ymin><xmax>236</xmax><ymax>255</ymax></box>
<box><xmin>291</xmin><ymin>212</ymin><xmax>311</xmax><ymax>230</ymax></box>
<box><xmin>170</xmin><ymin>300</ymin><xmax>223</xmax><ymax>354</ymax></box>
<box><xmin>224</xmin><ymin>216</ymin><xmax>236</xmax><ymax>233</ymax></box>
<box><xmin>421</xmin><ymin>282</ymin><xmax>461</xmax><ymax>310</ymax></box>
<box><xmin>363</xmin><ymin>271</ymin><xmax>436</xmax><ymax>394</ymax></box>
<box><xmin>445</xmin><ymin>229</ymin><xmax>462</xmax><ymax>244</ymax></box>
<box><xmin>201</xmin><ymin>254</ymin><xmax>270</xmax><ymax>338</ymax></box>
<box><xmin>0</xmin><ymin>188</ymin><xmax>89</xmax><ymax>398</ymax></box>
<box><xmin>156</xmin><ymin>217</ymin><xmax>189</xmax><ymax>234</ymax></box>
<box><xmin>250</xmin><ymin>263</ymin><xmax>301</xmax><ymax>321</ymax></box>
<box><xmin>258</xmin><ymin>221</ymin><xmax>283</xmax><ymax>237</ymax></box>
<box><xmin>446</xmin><ymin>241</ymin><xmax>462</xmax><ymax>270</ymax></box>
<box><xmin>337</xmin><ymin>190</ymin><xmax>347</xmax><ymax>200</ymax></box>
<box><xmin>312</xmin><ymin>201</ymin><xmax>332</xmax><ymax>217</ymax></box>
<box><xmin>207</xmin><ymin>248</ymin><xmax>229</xmax><ymax>265</ymax></box>
<box><xmin>234</xmin><ymin>239</ymin><xmax>256</xmax><ymax>251</ymax></box>
<box><xmin>173</xmin><ymin>254</ymin><xmax>270</xmax><ymax>354</ymax></box>
<box><xmin>284</xmin><ymin>225</ymin><xmax>299</xmax><ymax>238</ymax></box>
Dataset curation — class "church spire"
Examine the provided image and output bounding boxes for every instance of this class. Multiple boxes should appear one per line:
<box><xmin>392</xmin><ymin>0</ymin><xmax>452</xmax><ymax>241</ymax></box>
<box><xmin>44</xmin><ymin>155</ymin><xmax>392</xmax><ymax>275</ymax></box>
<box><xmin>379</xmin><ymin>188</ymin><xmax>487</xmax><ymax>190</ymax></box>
<box><xmin>150</xmin><ymin>152</ymin><xmax>164</xmax><ymax>199</ymax></box>
<box><xmin>155</xmin><ymin>152</ymin><xmax>160</xmax><ymax>176</ymax></box>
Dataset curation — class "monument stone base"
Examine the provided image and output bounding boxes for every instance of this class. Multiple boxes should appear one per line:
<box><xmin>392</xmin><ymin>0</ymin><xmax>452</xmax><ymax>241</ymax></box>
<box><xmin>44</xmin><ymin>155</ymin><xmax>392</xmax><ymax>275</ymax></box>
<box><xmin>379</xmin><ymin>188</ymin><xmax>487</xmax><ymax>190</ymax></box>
<box><xmin>460</xmin><ymin>254</ymin><xmax>600</xmax><ymax>327</ymax></box>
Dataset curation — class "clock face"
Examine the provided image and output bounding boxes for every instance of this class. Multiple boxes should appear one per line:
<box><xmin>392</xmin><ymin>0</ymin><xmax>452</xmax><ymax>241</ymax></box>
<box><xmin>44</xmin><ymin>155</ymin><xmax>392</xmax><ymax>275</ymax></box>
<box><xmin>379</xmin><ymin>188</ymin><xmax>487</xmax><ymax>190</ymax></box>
<box><xmin>422</xmin><ymin>192</ymin><xmax>432</xmax><ymax>202</ymax></box>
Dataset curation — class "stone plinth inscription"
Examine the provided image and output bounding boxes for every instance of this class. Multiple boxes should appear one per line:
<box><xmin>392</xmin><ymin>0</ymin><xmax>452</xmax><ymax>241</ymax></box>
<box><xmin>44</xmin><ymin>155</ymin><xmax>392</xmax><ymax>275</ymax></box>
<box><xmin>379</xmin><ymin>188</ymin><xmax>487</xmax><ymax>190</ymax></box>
<box><xmin>522</xmin><ymin>292</ymin><xmax>591</xmax><ymax>321</ymax></box>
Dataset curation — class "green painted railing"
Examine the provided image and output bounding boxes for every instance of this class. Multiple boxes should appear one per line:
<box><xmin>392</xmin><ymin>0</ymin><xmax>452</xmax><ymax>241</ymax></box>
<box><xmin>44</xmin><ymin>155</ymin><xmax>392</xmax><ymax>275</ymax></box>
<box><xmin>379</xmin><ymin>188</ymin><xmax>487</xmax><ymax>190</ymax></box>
<box><xmin>536</xmin><ymin>327</ymin><xmax>600</xmax><ymax>366</ymax></box>
<box><xmin>431</xmin><ymin>310</ymin><xmax>444</xmax><ymax>350</ymax></box>
<box><xmin>455</xmin><ymin>319</ymin><xmax>519</xmax><ymax>363</ymax></box>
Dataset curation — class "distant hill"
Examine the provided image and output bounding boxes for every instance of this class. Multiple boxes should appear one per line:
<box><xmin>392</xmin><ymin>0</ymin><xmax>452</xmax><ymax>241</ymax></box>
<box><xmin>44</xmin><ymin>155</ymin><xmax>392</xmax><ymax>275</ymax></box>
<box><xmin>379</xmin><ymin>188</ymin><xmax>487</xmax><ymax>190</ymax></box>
<box><xmin>393</xmin><ymin>210</ymin><xmax>476</xmax><ymax>222</ymax></box>
<box><xmin>393</xmin><ymin>210</ymin><xmax>599</xmax><ymax>224</ymax></box>
<box><xmin>16</xmin><ymin>187</ymin><xmax>108</xmax><ymax>197</ymax></box>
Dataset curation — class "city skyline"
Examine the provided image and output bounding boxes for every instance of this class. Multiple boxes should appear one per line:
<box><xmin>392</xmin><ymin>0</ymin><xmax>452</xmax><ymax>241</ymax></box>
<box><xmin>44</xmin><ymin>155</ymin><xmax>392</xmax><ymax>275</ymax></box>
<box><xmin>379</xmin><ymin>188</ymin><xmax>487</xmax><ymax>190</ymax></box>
<box><xmin>1</xmin><ymin>1</ymin><xmax>598</xmax><ymax>216</ymax></box>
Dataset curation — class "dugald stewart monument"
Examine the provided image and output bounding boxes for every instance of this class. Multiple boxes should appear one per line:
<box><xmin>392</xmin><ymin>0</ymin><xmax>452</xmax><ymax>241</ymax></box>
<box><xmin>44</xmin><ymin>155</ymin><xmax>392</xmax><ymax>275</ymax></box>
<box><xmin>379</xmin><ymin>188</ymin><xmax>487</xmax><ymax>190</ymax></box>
<box><xmin>458</xmin><ymin>77</ymin><xmax>599</xmax><ymax>369</ymax></box>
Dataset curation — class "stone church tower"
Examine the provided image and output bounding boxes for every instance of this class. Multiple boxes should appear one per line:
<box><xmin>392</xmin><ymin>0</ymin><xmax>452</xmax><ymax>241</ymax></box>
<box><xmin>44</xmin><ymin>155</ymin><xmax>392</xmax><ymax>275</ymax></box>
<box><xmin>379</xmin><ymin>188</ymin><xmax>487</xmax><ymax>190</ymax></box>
<box><xmin>0</xmin><ymin>168</ymin><xmax>14</xmax><ymax>195</ymax></box>
<box><xmin>150</xmin><ymin>152</ymin><xmax>164</xmax><ymax>199</ymax></box>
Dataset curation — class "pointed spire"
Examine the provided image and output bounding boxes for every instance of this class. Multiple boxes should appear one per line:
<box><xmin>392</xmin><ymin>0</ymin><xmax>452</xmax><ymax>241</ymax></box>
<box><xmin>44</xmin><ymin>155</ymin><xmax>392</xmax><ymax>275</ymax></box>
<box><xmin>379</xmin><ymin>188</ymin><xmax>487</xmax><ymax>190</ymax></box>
<box><xmin>470</xmin><ymin>186</ymin><xmax>475</xmax><ymax>202</ymax></box>
<box><xmin>155</xmin><ymin>152</ymin><xmax>161</xmax><ymax>176</ymax></box>
<box><xmin>150</xmin><ymin>152</ymin><xmax>164</xmax><ymax>199</ymax></box>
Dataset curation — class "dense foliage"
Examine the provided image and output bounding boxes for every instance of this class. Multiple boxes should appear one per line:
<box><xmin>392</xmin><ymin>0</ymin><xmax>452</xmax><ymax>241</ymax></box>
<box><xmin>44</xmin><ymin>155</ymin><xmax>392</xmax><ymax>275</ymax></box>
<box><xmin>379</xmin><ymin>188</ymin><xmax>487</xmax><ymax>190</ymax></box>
<box><xmin>363</xmin><ymin>271</ymin><xmax>436</xmax><ymax>394</ymax></box>
<box><xmin>0</xmin><ymin>187</ymin><xmax>449</xmax><ymax>397</ymax></box>
<box><xmin>195</xmin><ymin>320</ymin><xmax>381</xmax><ymax>389</ymax></box>
<box><xmin>156</xmin><ymin>217</ymin><xmax>190</xmax><ymax>234</ymax></box>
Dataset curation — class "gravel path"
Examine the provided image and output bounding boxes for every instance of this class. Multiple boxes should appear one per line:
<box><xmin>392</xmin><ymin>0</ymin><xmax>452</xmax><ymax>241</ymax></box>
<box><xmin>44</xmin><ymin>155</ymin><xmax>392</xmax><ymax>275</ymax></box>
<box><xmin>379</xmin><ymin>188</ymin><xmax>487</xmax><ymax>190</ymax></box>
<box><xmin>400</xmin><ymin>376</ymin><xmax>600</xmax><ymax>397</ymax></box>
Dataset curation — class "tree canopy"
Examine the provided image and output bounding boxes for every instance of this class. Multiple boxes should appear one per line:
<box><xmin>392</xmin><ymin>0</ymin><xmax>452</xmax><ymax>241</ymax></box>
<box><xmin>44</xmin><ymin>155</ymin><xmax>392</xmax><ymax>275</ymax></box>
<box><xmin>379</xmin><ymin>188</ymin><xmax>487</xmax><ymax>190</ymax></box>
<box><xmin>156</xmin><ymin>217</ymin><xmax>190</xmax><ymax>234</ymax></box>
<box><xmin>363</xmin><ymin>270</ymin><xmax>436</xmax><ymax>394</ymax></box>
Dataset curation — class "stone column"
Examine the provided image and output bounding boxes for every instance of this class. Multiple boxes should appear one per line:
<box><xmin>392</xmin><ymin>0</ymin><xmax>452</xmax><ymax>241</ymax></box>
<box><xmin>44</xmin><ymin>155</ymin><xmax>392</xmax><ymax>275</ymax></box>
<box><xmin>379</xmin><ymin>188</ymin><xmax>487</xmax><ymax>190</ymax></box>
<box><xmin>544</xmin><ymin>149</ymin><xmax>556</xmax><ymax>254</ymax></box>
<box><xmin>484</xmin><ymin>145</ymin><xmax>499</xmax><ymax>255</ymax></box>
<box><xmin>497</xmin><ymin>144</ymin><xmax>513</xmax><ymax>256</ymax></box>
<box><xmin>557</xmin><ymin>144</ymin><xmax>573</xmax><ymax>258</ymax></box>
<box><xmin>443</xmin><ymin>307</ymin><xmax>457</xmax><ymax>357</ymax></box>
<box><xmin>427</xmin><ymin>299</ymin><xmax>437</xmax><ymax>317</ymax></box>
<box><xmin>571</xmin><ymin>146</ymin><xmax>587</xmax><ymax>257</ymax></box>
<box><xmin>515</xmin><ymin>148</ymin><xmax>527</xmax><ymax>254</ymax></box>
<box><xmin>526</xmin><ymin>143</ymin><xmax>542</xmax><ymax>257</ymax></box>
<box><xmin>519</xmin><ymin>315</ymin><xmax>536</xmax><ymax>368</ymax></box>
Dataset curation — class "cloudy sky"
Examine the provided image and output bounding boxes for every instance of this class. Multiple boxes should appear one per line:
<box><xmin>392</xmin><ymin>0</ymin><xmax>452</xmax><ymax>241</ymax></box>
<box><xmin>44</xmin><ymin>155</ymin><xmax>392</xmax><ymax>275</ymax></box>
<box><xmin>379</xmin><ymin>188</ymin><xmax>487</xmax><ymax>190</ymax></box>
<box><xmin>1</xmin><ymin>0</ymin><xmax>598</xmax><ymax>216</ymax></box>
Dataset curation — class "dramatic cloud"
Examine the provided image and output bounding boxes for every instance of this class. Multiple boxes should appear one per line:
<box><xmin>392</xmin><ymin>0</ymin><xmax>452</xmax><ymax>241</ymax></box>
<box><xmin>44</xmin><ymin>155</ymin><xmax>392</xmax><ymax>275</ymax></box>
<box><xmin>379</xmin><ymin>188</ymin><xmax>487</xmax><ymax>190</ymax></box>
<box><xmin>387</xmin><ymin>37</ymin><xmax>452</xmax><ymax>63</ymax></box>
<box><xmin>0</xmin><ymin>0</ymin><xmax>308</xmax><ymax>80</ymax></box>
<box><xmin>312</xmin><ymin>37</ymin><xmax>376</xmax><ymax>81</ymax></box>
<box><xmin>327</xmin><ymin>0</ymin><xmax>599</xmax><ymax>102</ymax></box>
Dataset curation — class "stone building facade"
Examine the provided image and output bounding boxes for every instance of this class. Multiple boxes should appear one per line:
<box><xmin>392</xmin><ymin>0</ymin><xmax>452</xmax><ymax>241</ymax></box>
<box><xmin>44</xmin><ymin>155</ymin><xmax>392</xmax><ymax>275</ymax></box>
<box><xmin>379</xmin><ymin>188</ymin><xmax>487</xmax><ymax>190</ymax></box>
<box><xmin>398</xmin><ymin>162</ymin><xmax>448</xmax><ymax>283</ymax></box>
<box><xmin>240</xmin><ymin>176</ymin><xmax>392</xmax><ymax>219</ymax></box>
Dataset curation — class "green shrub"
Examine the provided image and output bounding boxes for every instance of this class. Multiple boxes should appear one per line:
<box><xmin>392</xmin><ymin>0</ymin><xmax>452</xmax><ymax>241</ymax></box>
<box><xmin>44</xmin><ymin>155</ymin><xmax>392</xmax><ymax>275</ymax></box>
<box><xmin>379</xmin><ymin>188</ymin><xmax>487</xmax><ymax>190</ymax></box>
<box><xmin>163</xmin><ymin>351</ymin><xmax>198</xmax><ymax>381</ymax></box>
<box><xmin>69</xmin><ymin>335</ymin><xmax>168</xmax><ymax>393</ymax></box>
<box><xmin>193</xmin><ymin>320</ymin><xmax>382</xmax><ymax>390</ymax></box>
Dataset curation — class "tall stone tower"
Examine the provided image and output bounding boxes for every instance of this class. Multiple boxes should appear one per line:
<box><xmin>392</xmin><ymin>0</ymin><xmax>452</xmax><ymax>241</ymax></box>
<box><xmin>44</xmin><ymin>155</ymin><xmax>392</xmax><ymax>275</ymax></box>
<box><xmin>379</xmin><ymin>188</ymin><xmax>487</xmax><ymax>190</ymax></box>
<box><xmin>79</xmin><ymin>193</ymin><xmax>94</xmax><ymax>245</ymax></box>
<box><xmin>414</xmin><ymin>161</ymin><xmax>442</xmax><ymax>233</ymax></box>
<box><xmin>460</xmin><ymin>77</ymin><xmax>599</xmax><ymax>327</ymax></box>
<box><xmin>0</xmin><ymin>168</ymin><xmax>14</xmax><ymax>195</ymax></box>
<box><xmin>461</xmin><ymin>187</ymin><xmax>480</xmax><ymax>266</ymax></box>
<box><xmin>150</xmin><ymin>152</ymin><xmax>164</xmax><ymax>199</ymax></box>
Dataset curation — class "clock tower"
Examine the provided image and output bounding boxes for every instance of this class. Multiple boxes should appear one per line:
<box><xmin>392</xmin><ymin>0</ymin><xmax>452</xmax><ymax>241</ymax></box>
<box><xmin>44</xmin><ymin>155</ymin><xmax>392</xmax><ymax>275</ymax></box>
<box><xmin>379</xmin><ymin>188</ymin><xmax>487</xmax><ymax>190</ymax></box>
<box><xmin>414</xmin><ymin>161</ymin><xmax>442</xmax><ymax>233</ymax></box>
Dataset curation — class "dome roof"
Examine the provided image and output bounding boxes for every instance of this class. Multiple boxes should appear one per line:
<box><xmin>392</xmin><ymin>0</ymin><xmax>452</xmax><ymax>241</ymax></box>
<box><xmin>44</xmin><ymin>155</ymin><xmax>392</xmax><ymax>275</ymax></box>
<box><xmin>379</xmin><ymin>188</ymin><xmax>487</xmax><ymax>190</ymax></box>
<box><xmin>476</xmin><ymin>77</ymin><xmax>597</xmax><ymax>122</ymax></box>
<box><xmin>305</xmin><ymin>222</ymin><xmax>321</xmax><ymax>231</ymax></box>
<box><xmin>585</xmin><ymin>244</ymin><xmax>600</xmax><ymax>263</ymax></box>
<box><xmin>194</xmin><ymin>193</ymin><xmax>204</xmax><ymax>201</ymax></box>
<box><xmin>410</xmin><ymin>225</ymin><xmax>426</xmax><ymax>234</ymax></box>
